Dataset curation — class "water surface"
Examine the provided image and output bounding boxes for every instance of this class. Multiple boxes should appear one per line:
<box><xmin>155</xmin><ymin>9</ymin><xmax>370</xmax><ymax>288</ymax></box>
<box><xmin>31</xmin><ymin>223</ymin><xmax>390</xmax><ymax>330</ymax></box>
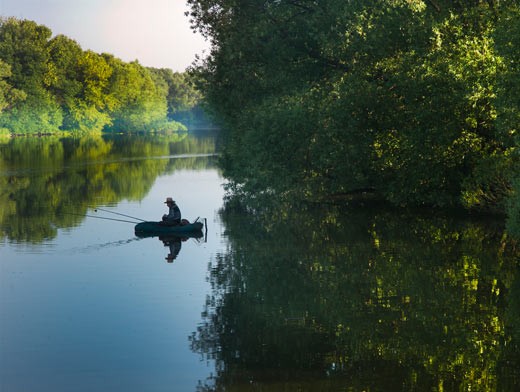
<box><xmin>1</xmin><ymin>132</ymin><xmax>224</xmax><ymax>391</ymax></box>
<box><xmin>1</xmin><ymin>133</ymin><xmax>519</xmax><ymax>391</ymax></box>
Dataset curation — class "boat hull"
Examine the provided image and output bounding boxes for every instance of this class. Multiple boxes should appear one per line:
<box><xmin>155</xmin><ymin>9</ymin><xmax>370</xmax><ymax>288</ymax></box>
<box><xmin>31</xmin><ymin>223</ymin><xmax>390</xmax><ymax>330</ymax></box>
<box><xmin>135</xmin><ymin>221</ymin><xmax>204</xmax><ymax>236</ymax></box>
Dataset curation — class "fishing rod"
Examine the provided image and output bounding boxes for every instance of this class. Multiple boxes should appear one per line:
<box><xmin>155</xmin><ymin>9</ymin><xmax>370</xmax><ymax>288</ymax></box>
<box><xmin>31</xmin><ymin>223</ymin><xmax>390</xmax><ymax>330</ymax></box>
<box><xmin>63</xmin><ymin>211</ymin><xmax>137</xmax><ymax>224</ymax></box>
<box><xmin>93</xmin><ymin>207</ymin><xmax>146</xmax><ymax>222</ymax></box>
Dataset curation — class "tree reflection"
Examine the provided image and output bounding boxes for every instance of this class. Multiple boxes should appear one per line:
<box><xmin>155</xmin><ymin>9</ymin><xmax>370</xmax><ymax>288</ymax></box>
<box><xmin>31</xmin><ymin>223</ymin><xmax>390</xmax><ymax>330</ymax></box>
<box><xmin>0</xmin><ymin>132</ymin><xmax>218</xmax><ymax>243</ymax></box>
<box><xmin>192</xmin><ymin>201</ymin><xmax>520</xmax><ymax>391</ymax></box>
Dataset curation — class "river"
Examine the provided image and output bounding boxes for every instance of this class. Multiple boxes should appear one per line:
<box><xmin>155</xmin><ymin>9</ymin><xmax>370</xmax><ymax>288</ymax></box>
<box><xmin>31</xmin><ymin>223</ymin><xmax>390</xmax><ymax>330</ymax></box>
<box><xmin>1</xmin><ymin>132</ymin><xmax>519</xmax><ymax>391</ymax></box>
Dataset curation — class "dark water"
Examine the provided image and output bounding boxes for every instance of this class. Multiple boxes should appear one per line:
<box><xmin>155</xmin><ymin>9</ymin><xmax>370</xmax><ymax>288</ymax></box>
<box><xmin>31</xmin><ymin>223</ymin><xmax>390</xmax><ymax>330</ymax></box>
<box><xmin>1</xmin><ymin>133</ymin><xmax>519</xmax><ymax>391</ymax></box>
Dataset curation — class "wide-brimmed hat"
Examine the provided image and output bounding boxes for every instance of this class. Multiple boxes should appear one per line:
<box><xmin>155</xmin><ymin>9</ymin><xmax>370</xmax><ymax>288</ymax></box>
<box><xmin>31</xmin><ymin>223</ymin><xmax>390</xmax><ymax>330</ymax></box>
<box><xmin>164</xmin><ymin>197</ymin><xmax>175</xmax><ymax>203</ymax></box>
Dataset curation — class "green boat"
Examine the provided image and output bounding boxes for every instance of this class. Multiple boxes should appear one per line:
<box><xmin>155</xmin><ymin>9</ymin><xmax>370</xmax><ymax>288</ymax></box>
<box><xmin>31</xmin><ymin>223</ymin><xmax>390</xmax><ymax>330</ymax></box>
<box><xmin>135</xmin><ymin>220</ymin><xmax>204</xmax><ymax>235</ymax></box>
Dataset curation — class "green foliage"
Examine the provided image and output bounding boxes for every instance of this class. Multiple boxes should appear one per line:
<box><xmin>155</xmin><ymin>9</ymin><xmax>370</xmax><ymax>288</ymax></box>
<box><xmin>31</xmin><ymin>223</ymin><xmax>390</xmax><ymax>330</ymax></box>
<box><xmin>0</xmin><ymin>17</ymin><xmax>205</xmax><ymax>135</ymax></box>
<box><xmin>46</xmin><ymin>35</ymin><xmax>111</xmax><ymax>133</ymax></box>
<box><xmin>148</xmin><ymin>67</ymin><xmax>210</xmax><ymax>129</ymax></box>
<box><xmin>149</xmin><ymin>68</ymin><xmax>202</xmax><ymax>115</ymax></box>
<box><xmin>188</xmin><ymin>0</ymin><xmax>520</xmax><ymax>236</ymax></box>
<box><xmin>506</xmin><ymin>174</ymin><xmax>520</xmax><ymax>238</ymax></box>
<box><xmin>0</xmin><ymin>127</ymin><xmax>11</xmax><ymax>139</ymax></box>
<box><xmin>0</xmin><ymin>59</ymin><xmax>26</xmax><ymax>113</ymax></box>
<box><xmin>104</xmin><ymin>57</ymin><xmax>162</xmax><ymax>132</ymax></box>
<box><xmin>494</xmin><ymin>5</ymin><xmax>520</xmax><ymax>236</ymax></box>
<box><xmin>46</xmin><ymin>34</ymin><xmax>83</xmax><ymax>107</ymax></box>
<box><xmin>0</xmin><ymin>18</ymin><xmax>63</xmax><ymax>133</ymax></box>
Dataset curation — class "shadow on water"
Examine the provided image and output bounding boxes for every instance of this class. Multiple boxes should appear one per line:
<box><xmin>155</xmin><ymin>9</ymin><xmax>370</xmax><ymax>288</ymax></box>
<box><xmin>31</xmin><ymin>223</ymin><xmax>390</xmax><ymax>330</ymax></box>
<box><xmin>136</xmin><ymin>231</ymin><xmax>206</xmax><ymax>263</ymax></box>
<box><xmin>0</xmin><ymin>132</ymin><xmax>219</xmax><ymax>243</ymax></box>
<box><xmin>191</xmin><ymin>200</ymin><xmax>520</xmax><ymax>391</ymax></box>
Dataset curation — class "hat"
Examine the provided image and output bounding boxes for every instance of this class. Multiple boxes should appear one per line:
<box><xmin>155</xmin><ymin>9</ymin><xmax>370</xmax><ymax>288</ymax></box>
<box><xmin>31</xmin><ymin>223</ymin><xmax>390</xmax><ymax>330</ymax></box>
<box><xmin>164</xmin><ymin>197</ymin><xmax>175</xmax><ymax>204</ymax></box>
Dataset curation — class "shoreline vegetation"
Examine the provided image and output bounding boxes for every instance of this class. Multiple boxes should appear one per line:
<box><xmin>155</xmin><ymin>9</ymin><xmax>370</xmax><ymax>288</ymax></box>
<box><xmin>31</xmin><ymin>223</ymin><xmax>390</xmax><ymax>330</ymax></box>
<box><xmin>0</xmin><ymin>17</ymin><xmax>211</xmax><ymax>137</ymax></box>
<box><xmin>187</xmin><ymin>0</ymin><xmax>520</xmax><ymax>238</ymax></box>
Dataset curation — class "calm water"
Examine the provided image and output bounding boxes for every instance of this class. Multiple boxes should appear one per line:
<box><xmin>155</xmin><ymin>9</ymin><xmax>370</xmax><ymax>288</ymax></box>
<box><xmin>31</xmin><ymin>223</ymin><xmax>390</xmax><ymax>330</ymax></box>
<box><xmin>0</xmin><ymin>133</ymin><xmax>225</xmax><ymax>391</ymax></box>
<box><xmin>1</xmin><ymin>133</ymin><xmax>519</xmax><ymax>391</ymax></box>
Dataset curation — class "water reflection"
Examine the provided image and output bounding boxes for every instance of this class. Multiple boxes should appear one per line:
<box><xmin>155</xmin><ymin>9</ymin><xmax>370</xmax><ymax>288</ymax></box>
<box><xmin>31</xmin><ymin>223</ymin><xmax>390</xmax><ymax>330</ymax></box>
<box><xmin>1</xmin><ymin>132</ymin><xmax>224</xmax><ymax>391</ymax></box>
<box><xmin>136</xmin><ymin>232</ymin><xmax>206</xmax><ymax>263</ymax></box>
<box><xmin>0</xmin><ymin>132</ymin><xmax>218</xmax><ymax>243</ymax></box>
<box><xmin>163</xmin><ymin>236</ymin><xmax>183</xmax><ymax>262</ymax></box>
<box><xmin>192</xmin><ymin>201</ymin><xmax>520</xmax><ymax>391</ymax></box>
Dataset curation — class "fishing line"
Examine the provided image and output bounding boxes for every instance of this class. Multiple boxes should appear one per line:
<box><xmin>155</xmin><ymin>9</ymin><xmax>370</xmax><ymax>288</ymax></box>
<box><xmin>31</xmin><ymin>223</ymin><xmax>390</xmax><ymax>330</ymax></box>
<box><xmin>62</xmin><ymin>211</ymin><xmax>137</xmax><ymax>224</ymax></box>
<box><xmin>93</xmin><ymin>207</ymin><xmax>146</xmax><ymax>222</ymax></box>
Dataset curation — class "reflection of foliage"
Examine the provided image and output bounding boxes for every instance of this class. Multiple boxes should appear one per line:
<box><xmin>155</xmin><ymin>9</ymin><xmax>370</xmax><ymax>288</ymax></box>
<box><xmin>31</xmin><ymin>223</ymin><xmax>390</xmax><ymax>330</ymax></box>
<box><xmin>192</xmin><ymin>201</ymin><xmax>520</xmax><ymax>390</ymax></box>
<box><xmin>506</xmin><ymin>175</ymin><xmax>520</xmax><ymax>238</ymax></box>
<box><xmin>0</xmin><ymin>133</ymin><xmax>218</xmax><ymax>243</ymax></box>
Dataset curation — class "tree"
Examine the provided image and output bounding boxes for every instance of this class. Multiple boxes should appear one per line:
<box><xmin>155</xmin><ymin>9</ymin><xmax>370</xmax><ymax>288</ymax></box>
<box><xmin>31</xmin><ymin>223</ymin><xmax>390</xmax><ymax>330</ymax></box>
<box><xmin>63</xmin><ymin>50</ymin><xmax>115</xmax><ymax>133</ymax></box>
<box><xmin>104</xmin><ymin>56</ymin><xmax>182</xmax><ymax>132</ymax></box>
<box><xmin>149</xmin><ymin>68</ymin><xmax>201</xmax><ymax>116</ymax></box>
<box><xmin>0</xmin><ymin>59</ymin><xmax>26</xmax><ymax>114</ymax></box>
<box><xmin>0</xmin><ymin>17</ymin><xmax>62</xmax><ymax>133</ymax></box>
<box><xmin>494</xmin><ymin>4</ymin><xmax>520</xmax><ymax>236</ymax></box>
<box><xmin>46</xmin><ymin>34</ymin><xmax>88</xmax><ymax>132</ymax></box>
<box><xmin>188</xmin><ymin>0</ymin><xmax>519</xmax><ymax>235</ymax></box>
<box><xmin>0</xmin><ymin>17</ymin><xmax>196</xmax><ymax>134</ymax></box>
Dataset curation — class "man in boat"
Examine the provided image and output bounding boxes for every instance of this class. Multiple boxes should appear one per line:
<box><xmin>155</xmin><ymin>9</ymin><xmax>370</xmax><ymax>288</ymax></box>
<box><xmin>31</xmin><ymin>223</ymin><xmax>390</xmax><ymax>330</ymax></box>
<box><xmin>162</xmin><ymin>197</ymin><xmax>181</xmax><ymax>226</ymax></box>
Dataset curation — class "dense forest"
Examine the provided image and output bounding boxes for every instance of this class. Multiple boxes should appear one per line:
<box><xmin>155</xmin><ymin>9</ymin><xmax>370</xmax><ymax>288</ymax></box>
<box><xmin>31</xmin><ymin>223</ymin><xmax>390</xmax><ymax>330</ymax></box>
<box><xmin>0</xmin><ymin>17</ymin><xmax>205</xmax><ymax>136</ymax></box>
<box><xmin>187</xmin><ymin>0</ymin><xmax>520</xmax><ymax>237</ymax></box>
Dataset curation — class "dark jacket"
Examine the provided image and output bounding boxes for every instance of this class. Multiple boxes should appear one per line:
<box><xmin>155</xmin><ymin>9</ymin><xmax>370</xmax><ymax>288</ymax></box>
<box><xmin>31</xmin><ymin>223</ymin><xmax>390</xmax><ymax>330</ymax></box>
<box><xmin>163</xmin><ymin>203</ymin><xmax>181</xmax><ymax>225</ymax></box>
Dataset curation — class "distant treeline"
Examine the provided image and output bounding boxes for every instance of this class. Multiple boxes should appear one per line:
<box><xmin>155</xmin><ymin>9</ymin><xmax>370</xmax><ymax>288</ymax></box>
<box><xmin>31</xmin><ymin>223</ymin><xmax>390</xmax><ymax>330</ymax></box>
<box><xmin>0</xmin><ymin>17</ymin><xmax>207</xmax><ymax>135</ymax></box>
<box><xmin>188</xmin><ymin>0</ymin><xmax>520</xmax><ymax>237</ymax></box>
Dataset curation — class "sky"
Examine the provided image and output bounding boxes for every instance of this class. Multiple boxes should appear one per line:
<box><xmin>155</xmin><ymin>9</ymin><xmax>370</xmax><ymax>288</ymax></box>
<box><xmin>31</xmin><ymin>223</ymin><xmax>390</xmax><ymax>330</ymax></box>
<box><xmin>0</xmin><ymin>0</ymin><xmax>210</xmax><ymax>72</ymax></box>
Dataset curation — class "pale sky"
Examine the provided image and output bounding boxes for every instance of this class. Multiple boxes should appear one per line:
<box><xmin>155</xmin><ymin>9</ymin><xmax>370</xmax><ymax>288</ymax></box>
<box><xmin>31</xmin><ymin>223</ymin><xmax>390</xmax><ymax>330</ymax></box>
<box><xmin>0</xmin><ymin>0</ymin><xmax>210</xmax><ymax>72</ymax></box>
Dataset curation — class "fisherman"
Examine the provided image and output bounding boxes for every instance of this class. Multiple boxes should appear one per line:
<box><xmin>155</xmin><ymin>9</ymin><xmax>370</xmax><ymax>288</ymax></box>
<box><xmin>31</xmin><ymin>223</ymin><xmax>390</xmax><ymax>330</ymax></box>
<box><xmin>162</xmin><ymin>197</ymin><xmax>181</xmax><ymax>226</ymax></box>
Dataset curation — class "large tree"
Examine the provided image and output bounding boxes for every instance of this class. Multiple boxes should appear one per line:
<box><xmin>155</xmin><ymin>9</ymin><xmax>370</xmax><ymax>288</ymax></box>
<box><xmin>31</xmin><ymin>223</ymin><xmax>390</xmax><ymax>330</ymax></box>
<box><xmin>0</xmin><ymin>59</ymin><xmax>25</xmax><ymax>115</ymax></box>
<box><xmin>103</xmin><ymin>56</ymin><xmax>185</xmax><ymax>132</ymax></box>
<box><xmin>0</xmin><ymin>18</ymin><xmax>62</xmax><ymax>133</ymax></box>
<box><xmin>494</xmin><ymin>4</ymin><xmax>520</xmax><ymax>237</ymax></box>
<box><xmin>188</xmin><ymin>0</ymin><xmax>519</xmax><ymax>233</ymax></box>
<box><xmin>46</xmin><ymin>34</ymin><xmax>111</xmax><ymax>132</ymax></box>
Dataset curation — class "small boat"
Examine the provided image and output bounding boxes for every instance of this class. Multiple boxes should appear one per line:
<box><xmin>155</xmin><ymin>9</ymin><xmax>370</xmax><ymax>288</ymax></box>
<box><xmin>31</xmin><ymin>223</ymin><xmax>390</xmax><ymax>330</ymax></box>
<box><xmin>135</xmin><ymin>219</ymin><xmax>204</xmax><ymax>236</ymax></box>
<box><xmin>135</xmin><ymin>228</ymin><xmax>204</xmax><ymax>240</ymax></box>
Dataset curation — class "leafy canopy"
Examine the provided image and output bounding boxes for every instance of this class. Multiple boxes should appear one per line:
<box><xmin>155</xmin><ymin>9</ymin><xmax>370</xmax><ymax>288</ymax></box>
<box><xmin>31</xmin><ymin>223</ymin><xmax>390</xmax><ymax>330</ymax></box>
<box><xmin>188</xmin><ymin>0</ymin><xmax>519</xmax><ymax>235</ymax></box>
